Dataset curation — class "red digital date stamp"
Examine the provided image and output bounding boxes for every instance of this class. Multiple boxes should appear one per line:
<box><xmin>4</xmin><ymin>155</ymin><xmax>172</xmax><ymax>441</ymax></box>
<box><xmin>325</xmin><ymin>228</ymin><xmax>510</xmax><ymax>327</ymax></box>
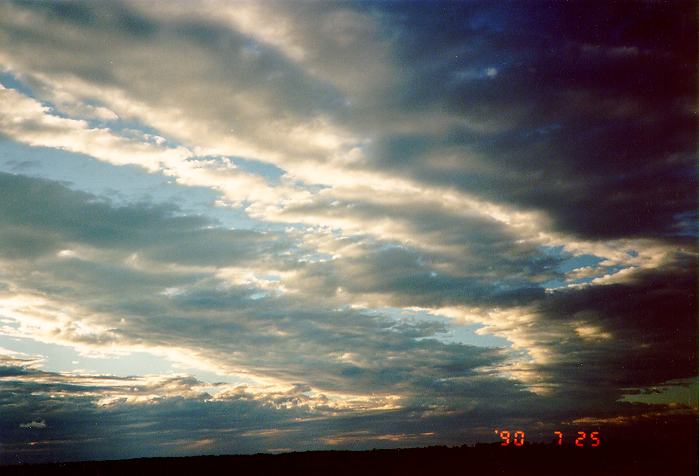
<box><xmin>495</xmin><ymin>429</ymin><xmax>601</xmax><ymax>447</ymax></box>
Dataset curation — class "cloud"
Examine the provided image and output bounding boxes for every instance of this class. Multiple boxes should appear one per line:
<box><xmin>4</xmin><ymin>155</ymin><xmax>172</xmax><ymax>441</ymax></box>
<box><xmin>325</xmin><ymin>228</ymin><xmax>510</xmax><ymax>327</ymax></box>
<box><xmin>0</xmin><ymin>352</ymin><xmax>517</xmax><ymax>463</ymax></box>
<box><xmin>0</xmin><ymin>173</ymin><xmax>521</xmax><ymax>400</ymax></box>
<box><xmin>371</xmin><ymin>1</ymin><xmax>696</xmax><ymax>240</ymax></box>
<box><xmin>0</xmin><ymin>355</ymin><xmax>312</xmax><ymax>463</ymax></box>
<box><xmin>19</xmin><ymin>420</ymin><xmax>46</xmax><ymax>429</ymax></box>
<box><xmin>437</xmin><ymin>254</ymin><xmax>697</xmax><ymax>402</ymax></box>
<box><xmin>1</xmin><ymin>173</ymin><xmax>693</xmax><ymax>411</ymax></box>
<box><xmin>0</xmin><ymin>172</ymin><xmax>288</xmax><ymax>265</ymax></box>
<box><xmin>0</xmin><ymin>172</ymin><xmax>694</xmax><ymax>463</ymax></box>
<box><xmin>0</xmin><ymin>85</ymin><xmax>191</xmax><ymax>172</ymax></box>
<box><xmin>1</xmin><ymin>0</ymin><xmax>692</xmax><ymax>265</ymax></box>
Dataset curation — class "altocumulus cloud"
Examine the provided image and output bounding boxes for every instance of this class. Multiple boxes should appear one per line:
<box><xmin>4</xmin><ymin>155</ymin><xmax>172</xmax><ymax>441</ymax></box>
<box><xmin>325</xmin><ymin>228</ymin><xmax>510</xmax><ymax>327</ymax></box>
<box><xmin>0</xmin><ymin>0</ymin><xmax>696</xmax><ymax>464</ymax></box>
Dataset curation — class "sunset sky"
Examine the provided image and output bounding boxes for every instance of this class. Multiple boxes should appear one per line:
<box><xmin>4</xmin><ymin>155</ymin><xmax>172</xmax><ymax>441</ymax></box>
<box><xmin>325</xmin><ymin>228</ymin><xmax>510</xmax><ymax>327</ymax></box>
<box><xmin>0</xmin><ymin>0</ymin><xmax>696</xmax><ymax>464</ymax></box>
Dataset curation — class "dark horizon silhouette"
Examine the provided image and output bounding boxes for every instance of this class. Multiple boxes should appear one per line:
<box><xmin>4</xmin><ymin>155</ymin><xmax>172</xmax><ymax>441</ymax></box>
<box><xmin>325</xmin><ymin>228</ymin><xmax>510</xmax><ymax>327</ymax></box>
<box><xmin>4</xmin><ymin>439</ymin><xmax>698</xmax><ymax>476</ymax></box>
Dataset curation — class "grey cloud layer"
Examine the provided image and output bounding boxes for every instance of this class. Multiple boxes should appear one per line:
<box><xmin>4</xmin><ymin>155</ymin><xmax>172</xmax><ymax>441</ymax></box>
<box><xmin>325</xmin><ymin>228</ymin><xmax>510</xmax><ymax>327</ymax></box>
<box><xmin>0</xmin><ymin>173</ymin><xmax>694</xmax><ymax>464</ymax></box>
<box><xmin>360</xmin><ymin>1</ymin><xmax>696</xmax><ymax>239</ymax></box>
<box><xmin>0</xmin><ymin>172</ymin><xmax>521</xmax><ymax>396</ymax></box>
<box><xmin>0</xmin><ymin>172</ymin><xmax>288</xmax><ymax>265</ymax></box>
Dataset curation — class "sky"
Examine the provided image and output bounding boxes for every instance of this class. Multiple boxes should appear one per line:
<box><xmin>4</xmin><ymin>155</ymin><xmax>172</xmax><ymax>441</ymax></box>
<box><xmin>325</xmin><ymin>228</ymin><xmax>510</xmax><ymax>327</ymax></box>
<box><xmin>0</xmin><ymin>0</ymin><xmax>696</xmax><ymax>465</ymax></box>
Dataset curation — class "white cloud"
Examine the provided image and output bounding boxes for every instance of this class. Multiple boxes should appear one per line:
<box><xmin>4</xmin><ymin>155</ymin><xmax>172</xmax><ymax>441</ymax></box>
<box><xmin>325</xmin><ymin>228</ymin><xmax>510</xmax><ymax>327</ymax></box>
<box><xmin>19</xmin><ymin>419</ymin><xmax>47</xmax><ymax>429</ymax></box>
<box><xmin>0</xmin><ymin>85</ymin><xmax>190</xmax><ymax>172</ymax></box>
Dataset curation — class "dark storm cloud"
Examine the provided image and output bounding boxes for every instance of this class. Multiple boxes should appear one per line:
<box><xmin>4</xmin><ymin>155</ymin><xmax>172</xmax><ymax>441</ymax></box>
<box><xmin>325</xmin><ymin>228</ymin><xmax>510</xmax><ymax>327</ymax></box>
<box><xmin>447</xmin><ymin>253</ymin><xmax>698</xmax><ymax>427</ymax></box>
<box><xmin>534</xmin><ymin>256</ymin><xmax>696</xmax><ymax>394</ymax></box>
<box><xmin>358</xmin><ymin>0</ymin><xmax>697</xmax><ymax>240</ymax></box>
